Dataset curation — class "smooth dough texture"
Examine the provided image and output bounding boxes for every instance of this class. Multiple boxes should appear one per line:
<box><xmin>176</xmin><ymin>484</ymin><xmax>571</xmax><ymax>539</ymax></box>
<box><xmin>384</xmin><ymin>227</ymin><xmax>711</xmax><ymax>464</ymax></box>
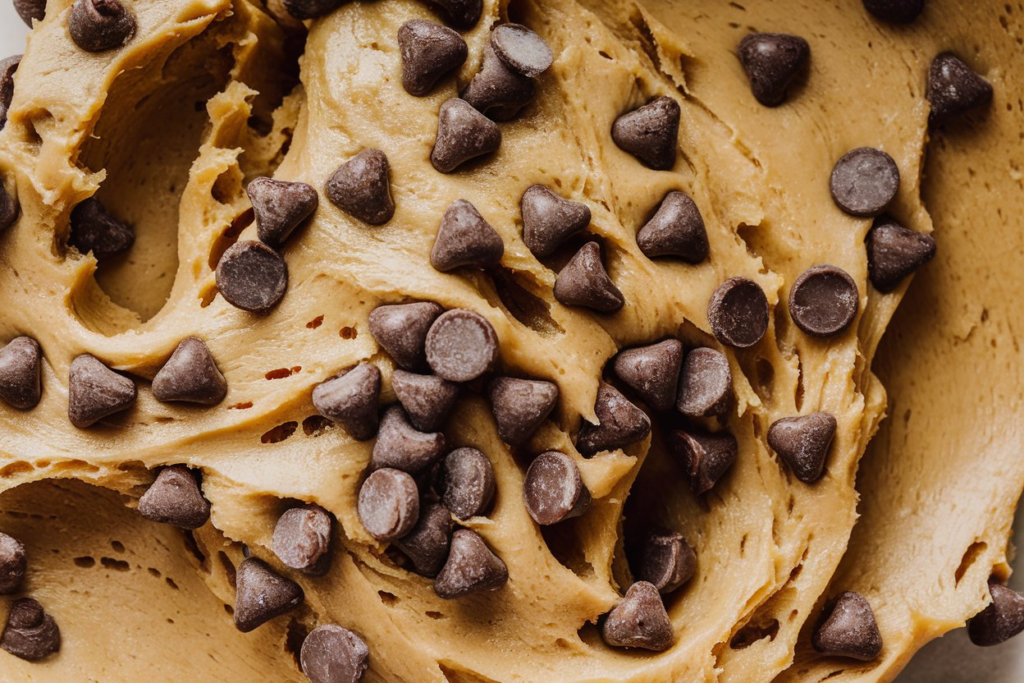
<box><xmin>0</xmin><ymin>0</ymin><xmax>1021</xmax><ymax>681</ymax></box>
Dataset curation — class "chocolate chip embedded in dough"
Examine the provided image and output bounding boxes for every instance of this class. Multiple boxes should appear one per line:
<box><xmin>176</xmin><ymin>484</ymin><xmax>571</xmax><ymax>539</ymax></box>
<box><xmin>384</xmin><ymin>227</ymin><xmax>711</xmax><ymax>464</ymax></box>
<box><xmin>391</xmin><ymin>370</ymin><xmax>459</xmax><ymax>432</ymax></box>
<box><xmin>442</xmin><ymin>447</ymin><xmax>496</xmax><ymax>521</ymax></box>
<box><xmin>233</xmin><ymin>557</ymin><xmax>304</xmax><ymax>633</ymax></box>
<box><xmin>137</xmin><ymin>465</ymin><xmax>211</xmax><ymax>529</ymax></box>
<box><xmin>325</xmin><ymin>149</ymin><xmax>395</xmax><ymax>226</ymax></box>
<box><xmin>215</xmin><ymin>240</ymin><xmax>289</xmax><ymax>314</ymax></box>
<box><xmin>636</xmin><ymin>191</ymin><xmax>710</xmax><ymax>263</ymax></box>
<box><xmin>0</xmin><ymin>598</ymin><xmax>60</xmax><ymax>661</ymax></box>
<box><xmin>68</xmin><ymin>353</ymin><xmax>137</xmax><ymax>428</ymax></box>
<box><xmin>370</xmin><ymin>405</ymin><xmax>447</xmax><ymax>474</ymax></box>
<box><xmin>612</xmin><ymin>339</ymin><xmax>684</xmax><ymax>413</ymax></box>
<box><xmin>393</xmin><ymin>501</ymin><xmax>454</xmax><ymax>577</ymax></box>
<box><xmin>0</xmin><ymin>55</ymin><xmax>21</xmax><ymax>131</ymax></box>
<box><xmin>431</xmin><ymin>199</ymin><xmax>505</xmax><ymax>272</ymax></box>
<box><xmin>863</xmin><ymin>0</ymin><xmax>924</xmax><ymax>23</ymax></box>
<box><xmin>431</xmin><ymin>99</ymin><xmax>502</xmax><ymax>173</ymax></box>
<box><xmin>0</xmin><ymin>532</ymin><xmax>27</xmax><ymax>595</ymax></box>
<box><xmin>358</xmin><ymin>469</ymin><xmax>421</xmax><ymax>542</ymax></box>
<box><xmin>520</xmin><ymin>185</ymin><xmax>591</xmax><ymax>258</ymax></box>
<box><xmin>398</xmin><ymin>20</ymin><xmax>468</xmax><ymax>97</ymax></box>
<box><xmin>829</xmin><ymin>147</ymin><xmax>900</xmax><ymax>218</ymax></box>
<box><xmin>738</xmin><ymin>33</ymin><xmax>810</xmax><ymax>107</ymax></box>
<box><xmin>969</xmin><ymin>582</ymin><xmax>1024</xmax><ymax>647</ymax></box>
<box><xmin>68</xmin><ymin>197</ymin><xmax>135</xmax><ymax>261</ymax></box>
<box><xmin>152</xmin><ymin>337</ymin><xmax>227</xmax><ymax>406</ymax></box>
<box><xmin>425</xmin><ymin>309</ymin><xmax>499</xmax><ymax>382</ymax></box>
<box><xmin>300</xmin><ymin>624</ymin><xmax>370</xmax><ymax>683</ymax></box>
<box><xmin>601</xmin><ymin>581</ymin><xmax>674</xmax><ymax>652</ymax></box>
<box><xmin>676</xmin><ymin>347</ymin><xmax>732</xmax><ymax>420</ymax></box>
<box><xmin>523</xmin><ymin>451</ymin><xmax>591</xmax><ymax>526</ymax></box>
<box><xmin>273</xmin><ymin>504</ymin><xmax>333</xmax><ymax>576</ymax></box>
<box><xmin>788</xmin><ymin>265</ymin><xmax>860</xmax><ymax>338</ymax></box>
<box><xmin>611</xmin><ymin>96</ymin><xmax>680</xmax><ymax>171</ymax></box>
<box><xmin>312</xmin><ymin>362</ymin><xmax>382</xmax><ymax>442</ymax></box>
<box><xmin>768</xmin><ymin>412</ymin><xmax>837</xmax><ymax>484</ymax></box>
<box><xmin>554</xmin><ymin>242</ymin><xmax>624</xmax><ymax>313</ymax></box>
<box><xmin>812</xmin><ymin>591</ymin><xmax>883</xmax><ymax>661</ymax></box>
<box><xmin>576</xmin><ymin>382</ymin><xmax>652</xmax><ymax>457</ymax></box>
<box><xmin>68</xmin><ymin>0</ymin><xmax>136</xmax><ymax>53</ymax></box>
<box><xmin>487</xmin><ymin>376</ymin><xmax>558</xmax><ymax>446</ymax></box>
<box><xmin>708</xmin><ymin>277</ymin><xmax>769</xmax><ymax>349</ymax></box>
<box><xmin>667</xmin><ymin>429</ymin><xmax>738</xmax><ymax>495</ymax></box>
<box><xmin>281</xmin><ymin>0</ymin><xmax>343</xmax><ymax>20</ymax></box>
<box><xmin>368</xmin><ymin>301</ymin><xmax>444</xmax><ymax>371</ymax></box>
<box><xmin>0</xmin><ymin>336</ymin><xmax>42</xmax><ymax>410</ymax></box>
<box><xmin>491</xmin><ymin>23</ymin><xmax>553</xmax><ymax>78</ymax></box>
<box><xmin>433</xmin><ymin>528</ymin><xmax>508</xmax><ymax>599</ymax></box>
<box><xmin>246</xmin><ymin>177</ymin><xmax>319</xmax><ymax>249</ymax></box>
<box><xmin>866</xmin><ymin>217</ymin><xmax>937</xmax><ymax>293</ymax></box>
<box><xmin>14</xmin><ymin>0</ymin><xmax>46</xmax><ymax>25</ymax></box>
<box><xmin>0</xmin><ymin>175</ymin><xmax>17</xmax><ymax>233</ymax></box>
<box><xmin>638</xmin><ymin>529</ymin><xmax>696</xmax><ymax>595</ymax></box>
<box><xmin>461</xmin><ymin>44</ymin><xmax>535</xmax><ymax>121</ymax></box>
<box><xmin>927</xmin><ymin>53</ymin><xmax>994</xmax><ymax>126</ymax></box>
<box><xmin>424</xmin><ymin>0</ymin><xmax>482</xmax><ymax>30</ymax></box>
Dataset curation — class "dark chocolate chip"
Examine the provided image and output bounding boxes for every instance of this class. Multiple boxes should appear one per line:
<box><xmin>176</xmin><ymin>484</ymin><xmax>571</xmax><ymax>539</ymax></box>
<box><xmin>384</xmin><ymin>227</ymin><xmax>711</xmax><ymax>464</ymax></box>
<box><xmin>638</xmin><ymin>528</ymin><xmax>696</xmax><ymax>595</ymax></box>
<box><xmin>425</xmin><ymin>309</ymin><xmax>499</xmax><ymax>382</ymax></box>
<box><xmin>611</xmin><ymin>96</ymin><xmax>680</xmax><ymax>171</ymax></box>
<box><xmin>927</xmin><ymin>53</ymin><xmax>993</xmax><ymax>126</ymax></box>
<box><xmin>0</xmin><ymin>55</ymin><xmax>20</xmax><ymax>131</ymax></box>
<box><xmin>0</xmin><ymin>532</ymin><xmax>26</xmax><ymax>595</ymax></box>
<box><xmin>431</xmin><ymin>199</ymin><xmax>504</xmax><ymax>272</ymax></box>
<box><xmin>152</xmin><ymin>337</ymin><xmax>227</xmax><ymax>406</ymax></box>
<box><xmin>523</xmin><ymin>451</ymin><xmax>590</xmax><ymax>526</ymax></box>
<box><xmin>215</xmin><ymin>240</ymin><xmax>289</xmax><ymax>314</ymax></box>
<box><xmin>68</xmin><ymin>353</ymin><xmax>136</xmax><ymax>428</ymax></box>
<box><xmin>234</xmin><ymin>557</ymin><xmax>304</xmax><ymax>633</ymax></box>
<box><xmin>708</xmin><ymin>277</ymin><xmax>769</xmax><ymax>349</ymax></box>
<box><xmin>969</xmin><ymin>582</ymin><xmax>1024</xmax><ymax>647</ymax></box>
<box><xmin>461</xmin><ymin>44</ymin><xmax>535</xmax><ymax>120</ymax></box>
<box><xmin>520</xmin><ymin>185</ymin><xmax>590</xmax><ymax>258</ymax></box>
<box><xmin>423</xmin><ymin>0</ymin><xmax>482</xmax><ymax>30</ymax></box>
<box><xmin>300</xmin><ymin>624</ymin><xmax>370</xmax><ymax>683</ymax></box>
<box><xmin>68</xmin><ymin>197</ymin><xmax>135</xmax><ymax>260</ymax></box>
<box><xmin>137</xmin><ymin>465</ymin><xmax>211</xmax><ymax>529</ymax></box>
<box><xmin>601</xmin><ymin>581</ymin><xmax>674</xmax><ymax>651</ymax></box>
<box><xmin>863</xmin><ymin>0</ymin><xmax>924</xmax><ymax>23</ymax></box>
<box><xmin>371</xmin><ymin>405</ymin><xmax>446</xmax><ymax>474</ymax></box>
<box><xmin>442</xmin><ymin>447</ymin><xmax>496</xmax><ymax>521</ymax></box>
<box><xmin>273</xmin><ymin>504</ymin><xmax>333</xmax><ymax>576</ymax></box>
<box><xmin>281</xmin><ymin>0</ymin><xmax>343</xmax><ymax>20</ymax></box>
<box><xmin>431</xmin><ymin>99</ymin><xmax>502</xmax><ymax>173</ymax></box>
<box><xmin>0</xmin><ymin>598</ymin><xmax>60</xmax><ymax>661</ymax></box>
<box><xmin>393</xmin><ymin>501</ymin><xmax>454</xmax><ymax>577</ymax></box>
<box><xmin>312</xmin><ymin>362</ymin><xmax>382</xmax><ymax>442</ymax></box>
<box><xmin>358</xmin><ymin>468</ymin><xmax>420</xmax><ymax>541</ymax></box>
<box><xmin>14</xmin><ymin>0</ymin><xmax>46</xmax><ymax>25</ymax></box>
<box><xmin>325</xmin><ymin>149</ymin><xmax>395</xmax><ymax>226</ymax></box>
<box><xmin>612</xmin><ymin>339</ymin><xmax>683</xmax><ymax>413</ymax></box>
<box><xmin>812</xmin><ymin>591</ymin><xmax>883</xmax><ymax>661</ymax></box>
<box><xmin>491</xmin><ymin>23</ymin><xmax>553</xmax><ymax>78</ymax></box>
<box><xmin>553</xmin><ymin>242</ymin><xmax>624</xmax><ymax>313</ymax></box>
<box><xmin>768</xmin><ymin>412</ymin><xmax>837</xmax><ymax>484</ymax></box>
<box><xmin>738</xmin><ymin>33</ymin><xmax>810</xmax><ymax>107</ymax></box>
<box><xmin>576</xmin><ymin>382</ymin><xmax>652</xmax><ymax>456</ymax></box>
<box><xmin>0</xmin><ymin>336</ymin><xmax>41</xmax><ymax>410</ymax></box>
<box><xmin>676</xmin><ymin>347</ymin><xmax>732</xmax><ymax>420</ymax></box>
<box><xmin>247</xmin><ymin>177</ymin><xmax>319</xmax><ymax>249</ymax></box>
<box><xmin>667</xmin><ymin>429</ymin><xmax>737</xmax><ymax>495</ymax></box>
<box><xmin>788</xmin><ymin>265</ymin><xmax>859</xmax><ymax>337</ymax></box>
<box><xmin>391</xmin><ymin>370</ymin><xmax>459</xmax><ymax>432</ymax></box>
<box><xmin>368</xmin><ymin>301</ymin><xmax>444</xmax><ymax>371</ymax></box>
<box><xmin>398</xmin><ymin>20</ymin><xmax>468</xmax><ymax>97</ymax></box>
<box><xmin>433</xmin><ymin>528</ymin><xmax>508</xmax><ymax>599</ymax></box>
<box><xmin>0</xmin><ymin>176</ymin><xmax>16</xmax><ymax>233</ymax></box>
<box><xmin>68</xmin><ymin>0</ymin><xmax>136</xmax><ymax>53</ymax></box>
<box><xmin>487</xmin><ymin>376</ymin><xmax>558</xmax><ymax>446</ymax></box>
<box><xmin>866</xmin><ymin>217</ymin><xmax>936</xmax><ymax>293</ymax></box>
<box><xmin>829</xmin><ymin>148</ymin><xmax>900</xmax><ymax>218</ymax></box>
<box><xmin>636</xmin><ymin>191</ymin><xmax>709</xmax><ymax>263</ymax></box>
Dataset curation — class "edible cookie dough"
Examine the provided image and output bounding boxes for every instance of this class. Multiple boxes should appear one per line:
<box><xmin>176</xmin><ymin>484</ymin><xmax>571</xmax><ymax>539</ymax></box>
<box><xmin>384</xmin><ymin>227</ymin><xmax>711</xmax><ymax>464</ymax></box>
<box><xmin>0</xmin><ymin>0</ymin><xmax>1022</xmax><ymax>681</ymax></box>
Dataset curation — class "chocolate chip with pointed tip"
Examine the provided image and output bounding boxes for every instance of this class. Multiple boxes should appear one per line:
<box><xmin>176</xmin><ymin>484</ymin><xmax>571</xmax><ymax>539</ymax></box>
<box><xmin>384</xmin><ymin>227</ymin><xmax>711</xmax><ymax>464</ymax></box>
<box><xmin>812</xmin><ymin>591</ymin><xmax>883</xmax><ymax>661</ymax></box>
<box><xmin>423</xmin><ymin>0</ymin><xmax>482</xmax><ymax>30</ymax></box>
<box><xmin>325</xmin><ymin>149</ymin><xmax>395</xmax><ymax>226</ymax></box>
<box><xmin>668</xmin><ymin>429</ymin><xmax>738</xmax><ymax>494</ymax></box>
<box><xmin>246</xmin><ymin>177</ymin><xmax>318</xmax><ymax>248</ymax></box>
<box><xmin>358</xmin><ymin>469</ymin><xmax>420</xmax><ymax>542</ymax></box>
<box><xmin>738</xmin><ymin>33</ymin><xmax>810</xmax><ymax>107</ymax></box>
<box><xmin>0</xmin><ymin>598</ymin><xmax>60</xmax><ymax>661</ymax></box>
<box><xmin>863</xmin><ymin>0</ymin><xmax>924</xmax><ymax>22</ymax></box>
<box><xmin>789</xmin><ymin>265</ymin><xmax>860</xmax><ymax>337</ymax></box>
<box><xmin>601</xmin><ymin>581</ymin><xmax>674</xmax><ymax>651</ymax></box>
<box><xmin>215</xmin><ymin>240</ymin><xmax>289</xmax><ymax>314</ymax></box>
<box><xmin>638</xmin><ymin>529</ymin><xmax>696</xmax><ymax>595</ymax></box>
<box><xmin>233</xmin><ymin>557</ymin><xmax>304</xmax><ymax>633</ymax></box>
<box><xmin>370</xmin><ymin>405</ymin><xmax>446</xmax><ymax>474</ymax></box>
<box><xmin>14</xmin><ymin>0</ymin><xmax>46</xmax><ymax>25</ymax></box>
<box><xmin>491</xmin><ymin>23</ymin><xmax>553</xmax><ymax>78</ymax></box>
<box><xmin>0</xmin><ymin>55</ymin><xmax>21</xmax><ymax>131</ymax></box>
<box><xmin>431</xmin><ymin>99</ymin><xmax>502</xmax><ymax>173</ymax></box>
<box><xmin>637</xmin><ymin>191</ymin><xmax>709</xmax><ymax>263</ymax></box>
<box><xmin>300</xmin><ymin>624</ymin><xmax>370</xmax><ymax>683</ymax></box>
<box><xmin>708</xmin><ymin>277</ymin><xmax>769</xmax><ymax>349</ymax></box>
<box><xmin>442</xmin><ymin>447</ymin><xmax>496</xmax><ymax>521</ymax></box>
<box><xmin>969</xmin><ymin>582</ymin><xmax>1024</xmax><ymax>646</ymax></box>
<box><xmin>866</xmin><ymin>217</ymin><xmax>936</xmax><ymax>293</ymax></box>
<box><xmin>0</xmin><ymin>176</ymin><xmax>16</xmax><ymax>233</ymax></box>
<box><xmin>281</xmin><ymin>0</ymin><xmax>343</xmax><ymax>20</ymax></box>
<box><xmin>431</xmin><ymin>199</ymin><xmax>504</xmax><ymax>272</ymax></box>
<box><xmin>523</xmin><ymin>451</ymin><xmax>590</xmax><ymax>526</ymax></box>
<box><xmin>137</xmin><ymin>465</ymin><xmax>211</xmax><ymax>529</ymax></box>
<box><xmin>676</xmin><ymin>347</ymin><xmax>732</xmax><ymax>419</ymax></box>
<box><xmin>393</xmin><ymin>501</ymin><xmax>454</xmax><ymax>577</ymax></box>
<box><xmin>433</xmin><ymin>528</ymin><xmax>508</xmax><ymax>599</ymax></box>
<box><xmin>68</xmin><ymin>354</ymin><xmax>137</xmax><ymax>428</ymax></box>
<box><xmin>768</xmin><ymin>412</ymin><xmax>837</xmax><ymax>484</ymax></box>
<box><xmin>576</xmin><ymin>382</ymin><xmax>651</xmax><ymax>456</ymax></box>
<box><xmin>68</xmin><ymin>197</ymin><xmax>135</xmax><ymax>260</ymax></box>
<box><xmin>612</xmin><ymin>96</ymin><xmax>680</xmax><ymax>171</ymax></box>
<box><xmin>613</xmin><ymin>339</ymin><xmax>683</xmax><ymax>412</ymax></box>
<box><xmin>312</xmin><ymin>362</ymin><xmax>382</xmax><ymax>441</ymax></box>
<box><xmin>461</xmin><ymin>44</ymin><xmax>534</xmax><ymax>120</ymax></box>
<box><xmin>554</xmin><ymin>242</ymin><xmax>624</xmax><ymax>313</ymax></box>
<box><xmin>68</xmin><ymin>0</ymin><xmax>136</xmax><ymax>52</ymax></box>
<box><xmin>927</xmin><ymin>53</ymin><xmax>993</xmax><ymax>126</ymax></box>
<box><xmin>425</xmin><ymin>309</ymin><xmax>499</xmax><ymax>382</ymax></box>
<box><xmin>152</xmin><ymin>337</ymin><xmax>227</xmax><ymax>406</ymax></box>
<box><xmin>391</xmin><ymin>370</ymin><xmax>459</xmax><ymax>432</ymax></box>
<box><xmin>830</xmin><ymin>148</ymin><xmax>900</xmax><ymax>218</ymax></box>
<box><xmin>398</xmin><ymin>20</ymin><xmax>468</xmax><ymax>97</ymax></box>
<box><xmin>0</xmin><ymin>336</ymin><xmax>41</xmax><ymax>410</ymax></box>
<box><xmin>0</xmin><ymin>532</ymin><xmax>26</xmax><ymax>595</ymax></box>
<box><xmin>273</xmin><ymin>504</ymin><xmax>333</xmax><ymax>576</ymax></box>
<box><xmin>368</xmin><ymin>302</ymin><xmax>444</xmax><ymax>371</ymax></box>
<box><xmin>520</xmin><ymin>185</ymin><xmax>590</xmax><ymax>258</ymax></box>
<box><xmin>487</xmin><ymin>376</ymin><xmax>558</xmax><ymax>445</ymax></box>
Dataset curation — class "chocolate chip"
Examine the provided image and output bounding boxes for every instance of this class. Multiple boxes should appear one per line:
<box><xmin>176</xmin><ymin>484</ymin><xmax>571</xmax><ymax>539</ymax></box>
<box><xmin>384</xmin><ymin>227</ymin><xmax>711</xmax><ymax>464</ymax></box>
<box><xmin>0</xmin><ymin>337</ymin><xmax>41</xmax><ymax>410</ymax></box>
<box><xmin>281</xmin><ymin>0</ymin><xmax>343</xmax><ymax>20</ymax></box>
<box><xmin>68</xmin><ymin>353</ymin><xmax>137</xmax><ymax>428</ymax></box>
<box><xmin>676</xmin><ymin>347</ymin><xmax>732</xmax><ymax>419</ymax></box>
<box><xmin>312</xmin><ymin>362</ymin><xmax>382</xmax><ymax>441</ymax></box>
<box><xmin>667</xmin><ymin>429</ymin><xmax>737</xmax><ymax>494</ymax></box>
<box><xmin>520</xmin><ymin>185</ymin><xmax>590</xmax><ymax>258</ymax></box>
<box><xmin>611</xmin><ymin>96</ymin><xmax>680</xmax><ymax>171</ymax></box>
<box><xmin>434</xmin><ymin>528</ymin><xmax>508</xmax><ymax>599</ymax></box>
<box><xmin>0</xmin><ymin>176</ymin><xmax>16</xmax><ymax>233</ymax></box>
<box><xmin>927</xmin><ymin>53</ymin><xmax>993</xmax><ymax>126</ymax></box>
<box><xmin>234</xmin><ymin>557</ymin><xmax>304</xmax><ymax>633</ymax></box>
<box><xmin>0</xmin><ymin>532</ymin><xmax>26</xmax><ymax>595</ymax></box>
<box><xmin>325</xmin><ymin>149</ymin><xmax>395</xmax><ymax>226</ymax></box>
<box><xmin>14</xmin><ymin>0</ymin><xmax>46</xmax><ymax>25</ymax></box>
<box><xmin>638</xmin><ymin>529</ymin><xmax>696</xmax><ymax>595</ymax></box>
<box><xmin>152</xmin><ymin>337</ymin><xmax>227</xmax><ymax>406</ymax></box>
<box><xmin>708</xmin><ymin>277</ymin><xmax>769</xmax><ymax>349</ymax></box>
<box><xmin>866</xmin><ymin>217</ymin><xmax>936</xmax><ymax>293</ymax></box>
<box><xmin>68</xmin><ymin>0</ymin><xmax>136</xmax><ymax>53</ymax></box>
<box><xmin>68</xmin><ymin>197</ymin><xmax>135</xmax><ymax>261</ymax></box>
<box><xmin>424</xmin><ymin>0</ymin><xmax>482</xmax><ymax>30</ymax></box>
<box><xmin>0</xmin><ymin>55</ymin><xmax>20</xmax><ymax>131</ymax></box>
<box><xmin>300</xmin><ymin>624</ymin><xmax>370</xmax><ymax>683</ymax></box>
<box><xmin>442</xmin><ymin>448</ymin><xmax>496</xmax><ymax>521</ymax></box>
<box><xmin>554</xmin><ymin>242</ymin><xmax>624</xmax><ymax>313</ymax></box>
<box><xmin>613</xmin><ymin>339</ymin><xmax>683</xmax><ymax>413</ymax></box>
<box><xmin>392</xmin><ymin>501</ymin><xmax>454</xmax><ymax>577</ymax></box>
<box><xmin>273</xmin><ymin>504</ymin><xmax>333</xmax><ymax>576</ymax></box>
<box><xmin>215</xmin><ymin>240</ymin><xmax>289</xmax><ymax>313</ymax></box>
<box><xmin>812</xmin><ymin>591</ymin><xmax>883</xmax><ymax>661</ymax></box>
<box><xmin>398</xmin><ymin>20</ymin><xmax>468</xmax><ymax>97</ymax></box>
<box><xmin>738</xmin><ymin>33</ymin><xmax>810</xmax><ymax>107</ymax></box>
<box><xmin>829</xmin><ymin>148</ymin><xmax>900</xmax><ymax>218</ymax></box>
<box><xmin>137</xmin><ymin>465</ymin><xmax>211</xmax><ymax>529</ymax></box>
<box><xmin>247</xmin><ymin>177</ymin><xmax>319</xmax><ymax>248</ymax></box>
<box><xmin>0</xmin><ymin>598</ymin><xmax>60</xmax><ymax>661</ymax></box>
<box><xmin>431</xmin><ymin>99</ymin><xmax>502</xmax><ymax>173</ymax></box>
<box><xmin>601</xmin><ymin>581</ymin><xmax>674</xmax><ymax>651</ymax></box>
<box><xmin>788</xmin><ymin>265</ymin><xmax>859</xmax><ymax>337</ymax></box>
<box><xmin>969</xmin><ymin>582</ymin><xmax>1024</xmax><ymax>646</ymax></box>
<box><xmin>768</xmin><ymin>412</ymin><xmax>837</xmax><ymax>484</ymax></box>
<box><xmin>431</xmin><ymin>199</ymin><xmax>505</xmax><ymax>272</ymax></box>
<box><xmin>358</xmin><ymin>469</ymin><xmax>420</xmax><ymax>542</ymax></box>
<box><xmin>391</xmin><ymin>370</ymin><xmax>459</xmax><ymax>432</ymax></box>
<box><xmin>368</xmin><ymin>301</ymin><xmax>444</xmax><ymax>371</ymax></box>
<box><xmin>576</xmin><ymin>382</ymin><xmax>652</xmax><ymax>456</ymax></box>
<box><xmin>370</xmin><ymin>405</ymin><xmax>446</xmax><ymax>474</ymax></box>
<box><xmin>491</xmin><ymin>23</ymin><xmax>553</xmax><ymax>78</ymax></box>
<box><xmin>523</xmin><ymin>451</ymin><xmax>590</xmax><ymax>526</ymax></box>
<box><xmin>636</xmin><ymin>191</ymin><xmax>709</xmax><ymax>263</ymax></box>
<box><xmin>863</xmin><ymin>0</ymin><xmax>924</xmax><ymax>22</ymax></box>
<box><xmin>425</xmin><ymin>309</ymin><xmax>499</xmax><ymax>382</ymax></box>
<box><xmin>487</xmin><ymin>376</ymin><xmax>558</xmax><ymax>445</ymax></box>
<box><xmin>461</xmin><ymin>44</ymin><xmax>535</xmax><ymax>120</ymax></box>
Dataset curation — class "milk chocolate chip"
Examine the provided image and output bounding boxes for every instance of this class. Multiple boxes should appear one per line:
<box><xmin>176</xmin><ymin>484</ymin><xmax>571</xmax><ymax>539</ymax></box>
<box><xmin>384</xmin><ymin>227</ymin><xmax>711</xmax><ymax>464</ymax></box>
<box><xmin>247</xmin><ymin>177</ymin><xmax>319</xmax><ymax>248</ymax></box>
<box><xmin>866</xmin><ymin>217</ymin><xmax>937</xmax><ymax>293</ymax></box>
<box><xmin>68</xmin><ymin>0</ymin><xmax>136</xmax><ymax>53</ymax></box>
<box><xmin>0</xmin><ymin>598</ymin><xmax>60</xmax><ymax>661</ymax></box>
<box><xmin>434</xmin><ymin>529</ymin><xmax>508</xmax><ymax>599</ymax></box>
<box><xmin>312</xmin><ymin>363</ymin><xmax>382</xmax><ymax>441</ymax></box>
<box><xmin>398</xmin><ymin>20</ymin><xmax>468</xmax><ymax>97</ymax></box>
<box><xmin>14</xmin><ymin>0</ymin><xmax>46</xmax><ymax>25</ymax></box>
<box><xmin>613</xmin><ymin>339</ymin><xmax>683</xmax><ymax>413</ymax></box>
<box><xmin>0</xmin><ymin>336</ymin><xmax>41</xmax><ymax>410</ymax></box>
<box><xmin>358</xmin><ymin>469</ymin><xmax>420</xmax><ymax>542</ymax></box>
<box><xmin>676</xmin><ymin>347</ymin><xmax>732</xmax><ymax>420</ymax></box>
<box><xmin>487</xmin><ymin>376</ymin><xmax>559</xmax><ymax>446</ymax></box>
<box><xmin>431</xmin><ymin>99</ymin><xmax>502</xmax><ymax>173</ymax></box>
<box><xmin>431</xmin><ymin>199</ymin><xmax>504</xmax><ymax>272</ymax></box>
<box><xmin>152</xmin><ymin>337</ymin><xmax>227</xmax><ymax>406</ymax></box>
<box><xmin>708</xmin><ymin>277</ymin><xmax>769</xmax><ymax>349</ymax></box>
<box><xmin>768</xmin><ymin>412</ymin><xmax>837</xmax><ymax>484</ymax></box>
<box><xmin>234</xmin><ymin>557</ymin><xmax>304</xmax><ymax>633</ymax></box>
<box><xmin>863</xmin><ymin>0</ymin><xmax>924</xmax><ymax>23</ymax></box>
<box><xmin>442</xmin><ymin>447</ymin><xmax>496</xmax><ymax>521</ymax></box>
<box><xmin>636</xmin><ymin>191</ymin><xmax>709</xmax><ymax>263</ymax></box>
<box><xmin>0</xmin><ymin>532</ymin><xmax>26</xmax><ymax>595</ymax></box>
<box><xmin>490</xmin><ymin>23</ymin><xmax>553</xmax><ymax>78</ymax></box>
<box><xmin>68</xmin><ymin>197</ymin><xmax>135</xmax><ymax>261</ymax></box>
<box><xmin>461</xmin><ymin>44</ymin><xmax>535</xmax><ymax>121</ymax></box>
<box><xmin>273</xmin><ymin>504</ymin><xmax>333</xmax><ymax>576</ymax></box>
<box><xmin>601</xmin><ymin>581</ymin><xmax>674</xmax><ymax>651</ymax></box>
<box><xmin>668</xmin><ymin>429</ymin><xmax>738</xmax><ymax>494</ymax></box>
<box><xmin>137</xmin><ymin>465</ymin><xmax>211</xmax><ymax>529</ymax></box>
<box><xmin>812</xmin><ymin>591</ymin><xmax>883</xmax><ymax>661</ymax></box>
<box><xmin>281</xmin><ymin>0</ymin><xmax>343</xmax><ymax>19</ymax></box>
<box><xmin>788</xmin><ymin>265</ymin><xmax>860</xmax><ymax>337</ymax></box>
<box><xmin>520</xmin><ymin>185</ymin><xmax>590</xmax><ymax>258</ymax></box>
<box><xmin>554</xmin><ymin>242</ymin><xmax>624</xmax><ymax>313</ymax></box>
<box><xmin>738</xmin><ymin>33</ymin><xmax>810</xmax><ymax>107</ymax></box>
<box><xmin>68</xmin><ymin>354</ymin><xmax>137</xmax><ymax>428</ymax></box>
<box><xmin>576</xmin><ymin>382</ymin><xmax>651</xmax><ymax>456</ymax></box>
<box><xmin>425</xmin><ymin>309</ymin><xmax>499</xmax><ymax>382</ymax></box>
<box><xmin>393</xmin><ymin>501</ymin><xmax>454</xmax><ymax>577</ymax></box>
<box><xmin>0</xmin><ymin>55</ymin><xmax>20</xmax><ymax>131</ymax></box>
<box><xmin>215</xmin><ymin>240</ymin><xmax>289</xmax><ymax>314</ymax></box>
<box><xmin>611</xmin><ymin>96</ymin><xmax>680</xmax><ymax>171</ymax></box>
<box><xmin>300</xmin><ymin>624</ymin><xmax>370</xmax><ymax>683</ymax></box>
<box><xmin>326</xmin><ymin>149</ymin><xmax>395</xmax><ymax>226</ymax></box>
<box><xmin>638</xmin><ymin>529</ymin><xmax>696</xmax><ymax>595</ymax></box>
<box><xmin>368</xmin><ymin>301</ymin><xmax>444</xmax><ymax>371</ymax></box>
<box><xmin>424</xmin><ymin>0</ymin><xmax>482</xmax><ymax>30</ymax></box>
<box><xmin>523</xmin><ymin>451</ymin><xmax>591</xmax><ymax>526</ymax></box>
<box><xmin>370</xmin><ymin>405</ymin><xmax>446</xmax><ymax>474</ymax></box>
<box><xmin>391</xmin><ymin>370</ymin><xmax>459</xmax><ymax>432</ymax></box>
<box><xmin>927</xmin><ymin>53</ymin><xmax>993</xmax><ymax>126</ymax></box>
<box><xmin>830</xmin><ymin>148</ymin><xmax>900</xmax><ymax>218</ymax></box>
<box><xmin>969</xmin><ymin>582</ymin><xmax>1024</xmax><ymax>647</ymax></box>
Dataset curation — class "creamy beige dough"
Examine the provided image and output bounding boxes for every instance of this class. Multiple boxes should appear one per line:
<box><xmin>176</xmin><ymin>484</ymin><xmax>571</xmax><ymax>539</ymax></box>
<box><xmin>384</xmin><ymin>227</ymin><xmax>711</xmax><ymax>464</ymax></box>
<box><xmin>0</xmin><ymin>0</ymin><xmax>1020</xmax><ymax>681</ymax></box>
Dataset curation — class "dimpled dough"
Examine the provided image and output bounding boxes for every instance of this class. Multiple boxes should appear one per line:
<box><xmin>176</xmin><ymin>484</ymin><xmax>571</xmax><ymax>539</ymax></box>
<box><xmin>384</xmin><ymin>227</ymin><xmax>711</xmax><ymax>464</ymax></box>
<box><xmin>0</xmin><ymin>0</ymin><xmax>1021</xmax><ymax>682</ymax></box>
